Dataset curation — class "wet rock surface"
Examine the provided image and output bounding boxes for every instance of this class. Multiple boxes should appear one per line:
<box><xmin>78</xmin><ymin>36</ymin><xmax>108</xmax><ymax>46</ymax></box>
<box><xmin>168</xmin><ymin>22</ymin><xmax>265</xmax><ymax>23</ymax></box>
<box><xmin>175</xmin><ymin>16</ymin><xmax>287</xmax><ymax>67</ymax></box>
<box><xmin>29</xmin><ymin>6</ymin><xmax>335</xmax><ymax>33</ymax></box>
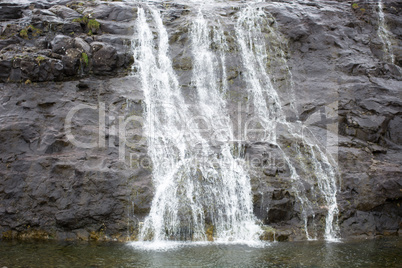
<box><xmin>0</xmin><ymin>77</ymin><xmax>151</xmax><ymax>240</ymax></box>
<box><xmin>0</xmin><ymin>0</ymin><xmax>401</xmax><ymax>241</ymax></box>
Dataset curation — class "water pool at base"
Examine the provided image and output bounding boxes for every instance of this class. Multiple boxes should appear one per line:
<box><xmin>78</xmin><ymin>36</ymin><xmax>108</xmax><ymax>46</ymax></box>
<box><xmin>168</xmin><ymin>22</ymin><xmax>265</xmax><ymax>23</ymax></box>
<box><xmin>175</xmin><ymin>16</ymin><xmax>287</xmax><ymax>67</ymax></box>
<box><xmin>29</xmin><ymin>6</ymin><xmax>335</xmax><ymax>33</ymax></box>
<box><xmin>0</xmin><ymin>237</ymin><xmax>401</xmax><ymax>267</ymax></box>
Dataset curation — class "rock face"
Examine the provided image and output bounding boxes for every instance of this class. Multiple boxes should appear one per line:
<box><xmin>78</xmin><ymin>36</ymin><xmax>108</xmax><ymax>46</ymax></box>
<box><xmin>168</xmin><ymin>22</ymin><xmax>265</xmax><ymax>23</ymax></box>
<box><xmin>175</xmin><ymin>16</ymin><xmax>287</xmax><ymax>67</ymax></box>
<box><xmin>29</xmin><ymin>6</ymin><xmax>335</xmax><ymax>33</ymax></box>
<box><xmin>0</xmin><ymin>1</ymin><xmax>134</xmax><ymax>83</ymax></box>
<box><xmin>0</xmin><ymin>77</ymin><xmax>152</xmax><ymax>241</ymax></box>
<box><xmin>0</xmin><ymin>0</ymin><xmax>401</xmax><ymax>241</ymax></box>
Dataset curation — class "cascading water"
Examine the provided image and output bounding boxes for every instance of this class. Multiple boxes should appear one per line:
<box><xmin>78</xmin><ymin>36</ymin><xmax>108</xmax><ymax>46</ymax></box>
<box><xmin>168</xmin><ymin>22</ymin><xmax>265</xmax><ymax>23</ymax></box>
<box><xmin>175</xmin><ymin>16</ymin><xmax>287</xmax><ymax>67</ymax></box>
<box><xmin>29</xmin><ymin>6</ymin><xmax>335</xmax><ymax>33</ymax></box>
<box><xmin>189</xmin><ymin>11</ymin><xmax>262</xmax><ymax>242</ymax></box>
<box><xmin>133</xmin><ymin>7</ymin><xmax>198</xmax><ymax>242</ymax></box>
<box><xmin>235</xmin><ymin>5</ymin><xmax>340</xmax><ymax>240</ymax></box>
<box><xmin>377</xmin><ymin>0</ymin><xmax>395</xmax><ymax>64</ymax></box>
<box><xmin>131</xmin><ymin>0</ymin><xmax>340</xmax><ymax>245</ymax></box>
<box><xmin>133</xmin><ymin>6</ymin><xmax>261</xmax><ymax>245</ymax></box>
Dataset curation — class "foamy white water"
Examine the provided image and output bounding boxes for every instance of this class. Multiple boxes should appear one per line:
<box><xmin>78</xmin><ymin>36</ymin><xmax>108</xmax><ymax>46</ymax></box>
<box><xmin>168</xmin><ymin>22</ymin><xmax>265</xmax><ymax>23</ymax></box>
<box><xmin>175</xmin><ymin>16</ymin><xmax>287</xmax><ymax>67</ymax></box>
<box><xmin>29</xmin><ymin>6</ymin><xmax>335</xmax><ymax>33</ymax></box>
<box><xmin>133</xmin><ymin>5</ymin><xmax>262</xmax><ymax>244</ymax></box>
<box><xmin>131</xmin><ymin>1</ymin><xmax>340</xmax><ymax>246</ymax></box>
<box><xmin>235</xmin><ymin>4</ymin><xmax>340</xmax><ymax>240</ymax></box>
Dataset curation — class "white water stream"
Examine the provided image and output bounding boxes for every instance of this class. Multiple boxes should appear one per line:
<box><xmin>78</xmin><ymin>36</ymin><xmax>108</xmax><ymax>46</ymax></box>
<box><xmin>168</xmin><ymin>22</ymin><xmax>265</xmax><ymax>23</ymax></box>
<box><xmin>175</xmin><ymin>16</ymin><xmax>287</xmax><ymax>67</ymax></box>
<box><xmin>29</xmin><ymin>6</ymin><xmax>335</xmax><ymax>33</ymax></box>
<box><xmin>131</xmin><ymin>1</ymin><xmax>340</xmax><ymax>245</ymax></box>
<box><xmin>235</xmin><ymin>5</ymin><xmax>339</xmax><ymax>240</ymax></box>
<box><xmin>133</xmin><ymin>6</ymin><xmax>261</xmax><ymax>244</ymax></box>
<box><xmin>377</xmin><ymin>0</ymin><xmax>395</xmax><ymax>64</ymax></box>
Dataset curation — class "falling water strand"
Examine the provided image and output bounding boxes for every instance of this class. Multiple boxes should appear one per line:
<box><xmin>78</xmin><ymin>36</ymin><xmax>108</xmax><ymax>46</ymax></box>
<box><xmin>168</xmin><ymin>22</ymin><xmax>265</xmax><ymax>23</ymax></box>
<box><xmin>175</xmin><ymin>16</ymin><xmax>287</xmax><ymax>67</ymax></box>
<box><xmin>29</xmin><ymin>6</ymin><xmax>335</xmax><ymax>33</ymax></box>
<box><xmin>133</xmin><ymin>6</ymin><xmax>261</xmax><ymax>244</ymax></box>
<box><xmin>190</xmin><ymin>11</ymin><xmax>261</xmax><ymax>242</ymax></box>
<box><xmin>236</xmin><ymin>5</ymin><xmax>340</xmax><ymax>240</ymax></box>
<box><xmin>291</xmin><ymin>125</ymin><xmax>340</xmax><ymax>240</ymax></box>
<box><xmin>133</xmin><ymin>6</ymin><xmax>199</xmax><ymax>241</ymax></box>
<box><xmin>377</xmin><ymin>0</ymin><xmax>395</xmax><ymax>64</ymax></box>
<box><xmin>260</xmin><ymin>10</ymin><xmax>297</xmax><ymax>118</ymax></box>
<box><xmin>235</xmin><ymin>5</ymin><xmax>312</xmax><ymax>238</ymax></box>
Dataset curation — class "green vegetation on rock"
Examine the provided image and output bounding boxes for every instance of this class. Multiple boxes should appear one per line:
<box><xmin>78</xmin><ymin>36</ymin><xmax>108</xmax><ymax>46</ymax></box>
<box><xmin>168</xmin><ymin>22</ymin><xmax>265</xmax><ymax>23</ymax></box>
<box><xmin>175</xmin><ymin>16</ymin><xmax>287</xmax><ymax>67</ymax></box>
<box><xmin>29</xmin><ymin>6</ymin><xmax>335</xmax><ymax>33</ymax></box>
<box><xmin>81</xmin><ymin>52</ymin><xmax>89</xmax><ymax>66</ymax></box>
<box><xmin>73</xmin><ymin>15</ymin><xmax>100</xmax><ymax>36</ymax></box>
<box><xmin>19</xmin><ymin>29</ymin><xmax>28</xmax><ymax>39</ymax></box>
<box><xmin>19</xmin><ymin>25</ymin><xmax>42</xmax><ymax>39</ymax></box>
<box><xmin>87</xmin><ymin>19</ymin><xmax>100</xmax><ymax>30</ymax></box>
<box><xmin>28</xmin><ymin>25</ymin><xmax>42</xmax><ymax>37</ymax></box>
<box><xmin>73</xmin><ymin>15</ymin><xmax>89</xmax><ymax>24</ymax></box>
<box><xmin>73</xmin><ymin>15</ymin><xmax>100</xmax><ymax>34</ymax></box>
<box><xmin>36</xmin><ymin>56</ymin><xmax>46</xmax><ymax>65</ymax></box>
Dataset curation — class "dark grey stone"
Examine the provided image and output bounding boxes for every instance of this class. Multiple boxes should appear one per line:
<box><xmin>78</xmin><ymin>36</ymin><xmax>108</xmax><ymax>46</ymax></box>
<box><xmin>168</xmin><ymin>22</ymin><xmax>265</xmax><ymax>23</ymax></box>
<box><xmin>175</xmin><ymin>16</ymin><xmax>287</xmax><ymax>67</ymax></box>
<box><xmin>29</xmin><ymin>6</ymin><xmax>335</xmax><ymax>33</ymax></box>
<box><xmin>0</xmin><ymin>0</ymin><xmax>401</xmax><ymax>241</ymax></box>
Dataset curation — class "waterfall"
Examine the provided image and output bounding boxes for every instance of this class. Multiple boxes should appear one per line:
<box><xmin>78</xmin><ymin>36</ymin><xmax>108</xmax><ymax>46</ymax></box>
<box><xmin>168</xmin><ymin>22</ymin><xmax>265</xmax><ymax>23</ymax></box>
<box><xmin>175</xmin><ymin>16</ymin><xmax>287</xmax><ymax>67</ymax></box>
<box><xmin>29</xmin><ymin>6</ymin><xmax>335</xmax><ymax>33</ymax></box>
<box><xmin>133</xmin><ymin>7</ymin><xmax>198</xmax><ymax>242</ymax></box>
<box><xmin>133</xmin><ymin>6</ymin><xmax>261</xmax><ymax>244</ymax></box>
<box><xmin>189</xmin><ymin>11</ymin><xmax>262</xmax><ymax>242</ymax></box>
<box><xmin>377</xmin><ymin>0</ymin><xmax>395</xmax><ymax>64</ymax></box>
<box><xmin>131</xmin><ymin>1</ymin><xmax>340</xmax><ymax>244</ymax></box>
<box><xmin>235</xmin><ymin>5</ymin><xmax>340</xmax><ymax>240</ymax></box>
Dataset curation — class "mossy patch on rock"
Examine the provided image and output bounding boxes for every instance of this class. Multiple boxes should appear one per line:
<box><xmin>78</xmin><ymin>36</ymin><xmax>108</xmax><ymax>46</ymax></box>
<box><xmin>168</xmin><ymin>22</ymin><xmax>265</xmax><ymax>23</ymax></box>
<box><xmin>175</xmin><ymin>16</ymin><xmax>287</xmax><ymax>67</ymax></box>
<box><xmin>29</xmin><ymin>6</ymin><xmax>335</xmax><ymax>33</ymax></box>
<box><xmin>260</xmin><ymin>226</ymin><xmax>276</xmax><ymax>241</ymax></box>
<box><xmin>19</xmin><ymin>29</ymin><xmax>28</xmax><ymax>39</ymax></box>
<box><xmin>35</xmin><ymin>56</ymin><xmax>46</xmax><ymax>65</ymax></box>
<box><xmin>73</xmin><ymin>15</ymin><xmax>101</xmax><ymax>34</ymax></box>
<box><xmin>87</xmin><ymin>19</ymin><xmax>100</xmax><ymax>31</ymax></box>
<box><xmin>1</xmin><ymin>230</ymin><xmax>15</xmax><ymax>240</ymax></box>
<box><xmin>81</xmin><ymin>52</ymin><xmax>89</xmax><ymax>66</ymax></box>
<box><xmin>19</xmin><ymin>25</ymin><xmax>42</xmax><ymax>39</ymax></box>
<box><xmin>206</xmin><ymin>225</ymin><xmax>214</xmax><ymax>241</ymax></box>
<box><xmin>2</xmin><ymin>229</ymin><xmax>53</xmax><ymax>240</ymax></box>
